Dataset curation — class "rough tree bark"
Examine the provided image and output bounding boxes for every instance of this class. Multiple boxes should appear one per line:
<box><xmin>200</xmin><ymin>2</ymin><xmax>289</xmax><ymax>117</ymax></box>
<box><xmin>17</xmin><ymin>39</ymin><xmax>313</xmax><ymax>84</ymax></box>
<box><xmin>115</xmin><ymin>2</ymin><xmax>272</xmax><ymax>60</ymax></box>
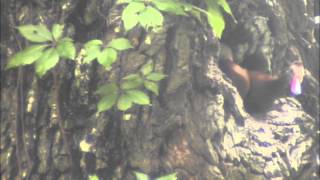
<box><xmin>1</xmin><ymin>0</ymin><xmax>319</xmax><ymax>180</ymax></box>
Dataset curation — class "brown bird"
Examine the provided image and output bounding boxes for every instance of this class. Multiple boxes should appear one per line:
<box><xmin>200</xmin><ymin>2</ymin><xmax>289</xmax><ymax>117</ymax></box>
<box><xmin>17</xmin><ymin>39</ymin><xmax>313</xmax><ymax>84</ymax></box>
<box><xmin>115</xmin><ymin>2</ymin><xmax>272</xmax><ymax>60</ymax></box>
<box><xmin>218</xmin><ymin>45</ymin><xmax>305</xmax><ymax>113</ymax></box>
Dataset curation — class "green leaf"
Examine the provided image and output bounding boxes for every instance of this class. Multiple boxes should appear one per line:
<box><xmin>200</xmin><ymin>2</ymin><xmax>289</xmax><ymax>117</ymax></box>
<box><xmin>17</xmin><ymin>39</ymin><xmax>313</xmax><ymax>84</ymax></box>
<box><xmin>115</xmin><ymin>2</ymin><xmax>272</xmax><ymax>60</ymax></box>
<box><xmin>88</xmin><ymin>174</ymin><xmax>99</xmax><ymax>180</ymax></box>
<box><xmin>84</xmin><ymin>39</ymin><xmax>103</xmax><ymax>48</ymax></box>
<box><xmin>18</xmin><ymin>24</ymin><xmax>53</xmax><ymax>42</ymax></box>
<box><xmin>121</xmin><ymin>78</ymin><xmax>143</xmax><ymax>90</ymax></box>
<box><xmin>206</xmin><ymin>2</ymin><xmax>225</xmax><ymax>39</ymax></box>
<box><xmin>217</xmin><ymin>0</ymin><xmax>233</xmax><ymax>17</ymax></box>
<box><xmin>138</xmin><ymin>6</ymin><xmax>164</xmax><ymax>30</ymax></box>
<box><xmin>56</xmin><ymin>38</ymin><xmax>76</xmax><ymax>60</ymax></box>
<box><xmin>6</xmin><ymin>44</ymin><xmax>48</xmax><ymax>69</ymax></box>
<box><xmin>127</xmin><ymin>90</ymin><xmax>150</xmax><ymax>105</ymax></box>
<box><xmin>146</xmin><ymin>72</ymin><xmax>166</xmax><ymax>81</ymax></box>
<box><xmin>97</xmin><ymin>93</ymin><xmax>117</xmax><ymax>112</ymax></box>
<box><xmin>107</xmin><ymin>38</ymin><xmax>133</xmax><ymax>51</ymax></box>
<box><xmin>123</xmin><ymin>73</ymin><xmax>141</xmax><ymax>80</ymax></box>
<box><xmin>117</xmin><ymin>93</ymin><xmax>133</xmax><ymax>111</ymax></box>
<box><xmin>52</xmin><ymin>24</ymin><xmax>64</xmax><ymax>41</ymax></box>
<box><xmin>35</xmin><ymin>48</ymin><xmax>59</xmax><ymax>77</ymax></box>
<box><xmin>144</xmin><ymin>81</ymin><xmax>159</xmax><ymax>95</ymax></box>
<box><xmin>134</xmin><ymin>171</ymin><xmax>149</xmax><ymax>180</ymax></box>
<box><xmin>156</xmin><ymin>173</ymin><xmax>177</xmax><ymax>180</ymax></box>
<box><xmin>97</xmin><ymin>48</ymin><xmax>118</xmax><ymax>69</ymax></box>
<box><xmin>141</xmin><ymin>62</ymin><xmax>153</xmax><ymax>75</ymax></box>
<box><xmin>83</xmin><ymin>40</ymin><xmax>103</xmax><ymax>63</ymax></box>
<box><xmin>95</xmin><ymin>83</ymin><xmax>118</xmax><ymax>95</ymax></box>
<box><xmin>151</xmin><ymin>0</ymin><xmax>186</xmax><ymax>15</ymax></box>
<box><xmin>122</xmin><ymin>2</ymin><xmax>146</xmax><ymax>31</ymax></box>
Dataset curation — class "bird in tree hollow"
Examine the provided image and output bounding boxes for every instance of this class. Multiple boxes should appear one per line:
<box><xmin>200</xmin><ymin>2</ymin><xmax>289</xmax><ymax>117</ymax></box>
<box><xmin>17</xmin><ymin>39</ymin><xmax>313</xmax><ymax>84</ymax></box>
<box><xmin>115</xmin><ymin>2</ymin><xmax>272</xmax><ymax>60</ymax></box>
<box><xmin>218</xmin><ymin>45</ymin><xmax>305</xmax><ymax>114</ymax></box>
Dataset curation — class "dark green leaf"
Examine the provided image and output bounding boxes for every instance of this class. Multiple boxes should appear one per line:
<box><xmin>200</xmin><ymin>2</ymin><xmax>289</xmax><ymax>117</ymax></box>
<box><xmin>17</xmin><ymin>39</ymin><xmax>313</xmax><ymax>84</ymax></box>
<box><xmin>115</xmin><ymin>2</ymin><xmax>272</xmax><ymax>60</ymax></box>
<box><xmin>141</xmin><ymin>62</ymin><xmax>153</xmax><ymax>75</ymax></box>
<box><xmin>107</xmin><ymin>38</ymin><xmax>133</xmax><ymax>51</ymax></box>
<box><xmin>151</xmin><ymin>0</ymin><xmax>186</xmax><ymax>15</ymax></box>
<box><xmin>155</xmin><ymin>173</ymin><xmax>177</xmax><ymax>180</ymax></box>
<box><xmin>95</xmin><ymin>83</ymin><xmax>118</xmax><ymax>95</ymax></box>
<box><xmin>56</xmin><ymin>38</ymin><xmax>76</xmax><ymax>60</ymax></box>
<box><xmin>117</xmin><ymin>93</ymin><xmax>133</xmax><ymax>111</ymax></box>
<box><xmin>122</xmin><ymin>2</ymin><xmax>146</xmax><ymax>31</ymax></box>
<box><xmin>146</xmin><ymin>72</ymin><xmax>166</xmax><ymax>81</ymax></box>
<box><xmin>134</xmin><ymin>171</ymin><xmax>149</xmax><ymax>180</ymax></box>
<box><xmin>6</xmin><ymin>44</ymin><xmax>48</xmax><ymax>69</ymax></box>
<box><xmin>144</xmin><ymin>81</ymin><xmax>159</xmax><ymax>95</ymax></box>
<box><xmin>18</xmin><ymin>24</ymin><xmax>53</xmax><ymax>42</ymax></box>
<box><xmin>52</xmin><ymin>24</ymin><xmax>64</xmax><ymax>41</ymax></box>
<box><xmin>126</xmin><ymin>90</ymin><xmax>150</xmax><ymax>105</ymax></box>
<box><xmin>138</xmin><ymin>6</ymin><xmax>164</xmax><ymax>30</ymax></box>
<box><xmin>97</xmin><ymin>48</ymin><xmax>118</xmax><ymax>69</ymax></box>
<box><xmin>35</xmin><ymin>48</ymin><xmax>59</xmax><ymax>77</ymax></box>
<box><xmin>97</xmin><ymin>93</ymin><xmax>117</xmax><ymax>112</ymax></box>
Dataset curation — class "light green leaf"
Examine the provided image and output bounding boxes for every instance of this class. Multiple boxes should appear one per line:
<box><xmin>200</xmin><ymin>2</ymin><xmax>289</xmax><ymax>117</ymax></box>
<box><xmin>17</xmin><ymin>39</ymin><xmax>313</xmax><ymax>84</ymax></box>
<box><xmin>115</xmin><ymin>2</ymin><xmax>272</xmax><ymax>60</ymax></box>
<box><xmin>97</xmin><ymin>48</ymin><xmax>118</xmax><ymax>69</ymax></box>
<box><xmin>144</xmin><ymin>81</ymin><xmax>159</xmax><ymax>95</ymax></box>
<box><xmin>141</xmin><ymin>62</ymin><xmax>153</xmax><ymax>75</ymax></box>
<box><xmin>107</xmin><ymin>38</ymin><xmax>133</xmax><ymax>51</ymax></box>
<box><xmin>18</xmin><ymin>24</ymin><xmax>53</xmax><ymax>42</ymax></box>
<box><xmin>151</xmin><ymin>0</ymin><xmax>186</xmax><ymax>15</ymax></box>
<box><xmin>97</xmin><ymin>93</ymin><xmax>117</xmax><ymax>112</ymax></box>
<box><xmin>121</xmin><ymin>78</ymin><xmax>143</xmax><ymax>90</ymax></box>
<box><xmin>52</xmin><ymin>24</ymin><xmax>64</xmax><ymax>41</ymax></box>
<box><xmin>127</xmin><ymin>90</ymin><xmax>150</xmax><ymax>105</ymax></box>
<box><xmin>156</xmin><ymin>173</ymin><xmax>177</xmax><ymax>180</ymax></box>
<box><xmin>95</xmin><ymin>83</ymin><xmax>118</xmax><ymax>95</ymax></box>
<box><xmin>117</xmin><ymin>93</ymin><xmax>133</xmax><ymax>111</ymax></box>
<box><xmin>206</xmin><ymin>2</ymin><xmax>225</xmax><ymax>39</ymax></box>
<box><xmin>84</xmin><ymin>39</ymin><xmax>103</xmax><ymax>48</ymax></box>
<box><xmin>83</xmin><ymin>40</ymin><xmax>102</xmax><ymax>63</ymax></box>
<box><xmin>35</xmin><ymin>48</ymin><xmax>59</xmax><ymax>77</ymax></box>
<box><xmin>6</xmin><ymin>44</ymin><xmax>48</xmax><ymax>69</ymax></box>
<box><xmin>138</xmin><ymin>6</ymin><xmax>164</xmax><ymax>30</ymax></box>
<box><xmin>88</xmin><ymin>174</ymin><xmax>99</xmax><ymax>180</ymax></box>
<box><xmin>117</xmin><ymin>0</ymin><xmax>133</xmax><ymax>5</ymax></box>
<box><xmin>122</xmin><ymin>2</ymin><xmax>145</xmax><ymax>31</ymax></box>
<box><xmin>123</xmin><ymin>73</ymin><xmax>141</xmax><ymax>81</ymax></box>
<box><xmin>56</xmin><ymin>38</ymin><xmax>76</xmax><ymax>60</ymax></box>
<box><xmin>134</xmin><ymin>171</ymin><xmax>149</xmax><ymax>180</ymax></box>
<box><xmin>217</xmin><ymin>0</ymin><xmax>233</xmax><ymax>16</ymax></box>
<box><xmin>146</xmin><ymin>72</ymin><xmax>166</xmax><ymax>81</ymax></box>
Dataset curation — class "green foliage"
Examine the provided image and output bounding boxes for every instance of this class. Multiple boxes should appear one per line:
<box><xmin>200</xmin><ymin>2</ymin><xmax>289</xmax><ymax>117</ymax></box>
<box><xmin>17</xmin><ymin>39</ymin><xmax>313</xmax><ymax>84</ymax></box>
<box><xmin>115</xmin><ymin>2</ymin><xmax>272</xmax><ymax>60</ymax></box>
<box><xmin>122</xmin><ymin>1</ymin><xmax>164</xmax><ymax>32</ymax></box>
<box><xmin>35</xmin><ymin>48</ymin><xmax>59</xmax><ymax>77</ymax></box>
<box><xmin>6</xmin><ymin>44</ymin><xmax>48</xmax><ymax>69</ymax></box>
<box><xmin>96</xmin><ymin>62</ymin><xmax>166</xmax><ymax>113</ymax></box>
<box><xmin>120</xmin><ymin>0</ymin><xmax>233</xmax><ymax>39</ymax></box>
<box><xmin>134</xmin><ymin>171</ymin><xmax>177</xmax><ymax>180</ymax></box>
<box><xmin>52</xmin><ymin>24</ymin><xmax>64</xmax><ymax>41</ymax></box>
<box><xmin>88</xmin><ymin>174</ymin><xmax>99</xmax><ymax>180</ymax></box>
<box><xmin>204</xmin><ymin>0</ymin><xmax>234</xmax><ymax>38</ymax></box>
<box><xmin>6</xmin><ymin>24</ymin><xmax>76</xmax><ymax>77</ymax></box>
<box><xmin>56</xmin><ymin>38</ymin><xmax>76</xmax><ymax>60</ymax></box>
<box><xmin>151</xmin><ymin>0</ymin><xmax>187</xmax><ymax>15</ymax></box>
<box><xmin>134</xmin><ymin>172</ymin><xmax>149</xmax><ymax>180</ymax></box>
<box><xmin>83</xmin><ymin>38</ymin><xmax>132</xmax><ymax>69</ymax></box>
<box><xmin>18</xmin><ymin>24</ymin><xmax>53</xmax><ymax>42</ymax></box>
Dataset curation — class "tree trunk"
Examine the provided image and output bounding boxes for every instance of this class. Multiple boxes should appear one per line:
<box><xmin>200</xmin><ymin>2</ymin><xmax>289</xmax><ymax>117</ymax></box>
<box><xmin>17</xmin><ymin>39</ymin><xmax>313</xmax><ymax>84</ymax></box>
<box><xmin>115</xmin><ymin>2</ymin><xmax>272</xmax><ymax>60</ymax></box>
<box><xmin>1</xmin><ymin>0</ymin><xmax>319</xmax><ymax>179</ymax></box>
